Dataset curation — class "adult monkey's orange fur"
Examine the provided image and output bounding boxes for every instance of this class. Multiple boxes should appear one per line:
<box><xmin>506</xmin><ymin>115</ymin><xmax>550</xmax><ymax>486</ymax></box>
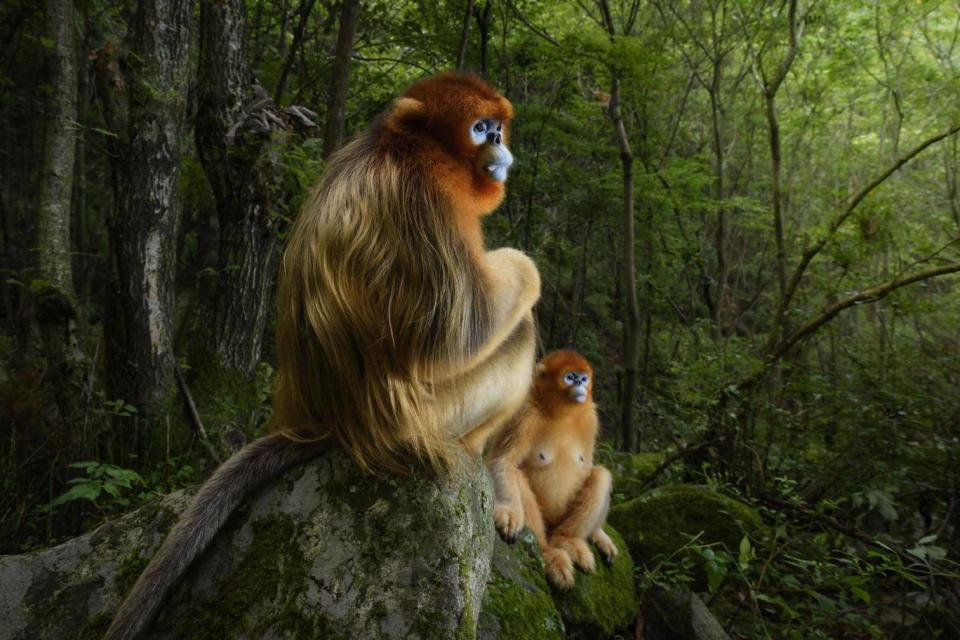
<box><xmin>488</xmin><ymin>350</ymin><xmax>618</xmax><ymax>589</ymax></box>
<box><xmin>272</xmin><ymin>71</ymin><xmax>537</xmax><ymax>473</ymax></box>
<box><xmin>105</xmin><ymin>73</ymin><xmax>539</xmax><ymax>640</ymax></box>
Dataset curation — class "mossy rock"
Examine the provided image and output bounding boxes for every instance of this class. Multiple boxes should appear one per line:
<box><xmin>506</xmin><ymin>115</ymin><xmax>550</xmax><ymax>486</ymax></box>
<box><xmin>551</xmin><ymin>525</ymin><xmax>637</xmax><ymax>639</ymax></box>
<box><xmin>596</xmin><ymin>450</ymin><xmax>666</xmax><ymax>504</ymax></box>
<box><xmin>608</xmin><ymin>485</ymin><xmax>763</xmax><ymax>589</ymax></box>
<box><xmin>478</xmin><ymin>531</ymin><xmax>565</xmax><ymax>640</ymax></box>
<box><xmin>0</xmin><ymin>448</ymin><xmax>495</xmax><ymax>640</ymax></box>
<box><xmin>478</xmin><ymin>525</ymin><xmax>636</xmax><ymax>640</ymax></box>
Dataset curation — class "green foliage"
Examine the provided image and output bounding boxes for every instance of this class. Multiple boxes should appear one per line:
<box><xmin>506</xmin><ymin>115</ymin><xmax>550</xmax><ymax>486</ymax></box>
<box><xmin>45</xmin><ymin>462</ymin><xmax>146</xmax><ymax>513</ymax></box>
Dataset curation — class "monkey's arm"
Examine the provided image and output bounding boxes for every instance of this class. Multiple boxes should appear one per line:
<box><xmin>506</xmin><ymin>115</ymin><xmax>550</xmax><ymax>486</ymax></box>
<box><xmin>486</xmin><ymin>407</ymin><xmax>536</xmax><ymax>539</ymax></box>
<box><xmin>103</xmin><ymin>435</ymin><xmax>328</xmax><ymax>640</ymax></box>
<box><xmin>431</xmin><ymin>248</ymin><xmax>539</xmax><ymax>443</ymax></box>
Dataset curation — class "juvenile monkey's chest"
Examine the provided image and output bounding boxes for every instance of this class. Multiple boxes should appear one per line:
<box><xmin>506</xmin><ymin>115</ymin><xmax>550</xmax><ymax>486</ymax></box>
<box><xmin>522</xmin><ymin>433</ymin><xmax>591</xmax><ymax>526</ymax></box>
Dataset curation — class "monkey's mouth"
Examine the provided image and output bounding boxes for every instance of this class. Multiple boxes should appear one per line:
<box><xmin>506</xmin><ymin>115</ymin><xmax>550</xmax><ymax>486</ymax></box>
<box><xmin>570</xmin><ymin>388</ymin><xmax>587</xmax><ymax>403</ymax></box>
<box><xmin>482</xmin><ymin>145</ymin><xmax>514</xmax><ymax>183</ymax></box>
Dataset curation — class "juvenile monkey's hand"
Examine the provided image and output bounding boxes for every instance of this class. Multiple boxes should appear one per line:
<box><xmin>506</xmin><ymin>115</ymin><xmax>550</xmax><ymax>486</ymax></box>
<box><xmin>493</xmin><ymin>503</ymin><xmax>524</xmax><ymax>541</ymax></box>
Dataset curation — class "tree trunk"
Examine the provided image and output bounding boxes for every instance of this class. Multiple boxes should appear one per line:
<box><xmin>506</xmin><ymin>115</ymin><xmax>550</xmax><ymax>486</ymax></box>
<box><xmin>97</xmin><ymin>0</ymin><xmax>192</xmax><ymax>455</ymax></box>
<box><xmin>474</xmin><ymin>3</ymin><xmax>491</xmax><ymax>77</ymax></box>
<box><xmin>609</xmin><ymin>72</ymin><xmax>641</xmax><ymax>453</ymax></box>
<box><xmin>195</xmin><ymin>0</ymin><xmax>286</xmax><ymax>381</ymax></box>
<box><xmin>455</xmin><ymin>0</ymin><xmax>476</xmax><ymax>70</ymax></box>
<box><xmin>35</xmin><ymin>0</ymin><xmax>86</xmax><ymax>435</ymax></box>
<box><xmin>274</xmin><ymin>0</ymin><xmax>318</xmax><ymax>104</ymax></box>
<box><xmin>598</xmin><ymin>0</ymin><xmax>641</xmax><ymax>452</ymax></box>
<box><xmin>322</xmin><ymin>0</ymin><xmax>361</xmax><ymax>158</ymax></box>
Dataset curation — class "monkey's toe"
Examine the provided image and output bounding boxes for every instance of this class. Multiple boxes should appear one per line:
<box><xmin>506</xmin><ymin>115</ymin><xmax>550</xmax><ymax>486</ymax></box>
<box><xmin>571</xmin><ymin>541</ymin><xmax>596</xmax><ymax>572</ymax></box>
<box><xmin>543</xmin><ymin>547</ymin><xmax>575</xmax><ymax>590</ymax></box>
<box><xmin>591</xmin><ymin>533</ymin><xmax>618</xmax><ymax>564</ymax></box>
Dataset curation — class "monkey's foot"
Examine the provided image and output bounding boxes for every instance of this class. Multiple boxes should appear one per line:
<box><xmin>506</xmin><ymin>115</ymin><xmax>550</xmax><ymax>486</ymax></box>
<box><xmin>493</xmin><ymin>504</ymin><xmax>524</xmax><ymax>542</ymax></box>
<box><xmin>551</xmin><ymin>535</ymin><xmax>596</xmax><ymax>573</ymax></box>
<box><xmin>543</xmin><ymin>546</ymin><xmax>575</xmax><ymax>589</ymax></box>
<box><xmin>590</xmin><ymin>529</ymin><xmax>618</xmax><ymax>565</ymax></box>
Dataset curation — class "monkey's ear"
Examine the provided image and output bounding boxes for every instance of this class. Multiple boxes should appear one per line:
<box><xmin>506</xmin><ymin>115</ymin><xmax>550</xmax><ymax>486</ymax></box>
<box><xmin>385</xmin><ymin>97</ymin><xmax>426</xmax><ymax>132</ymax></box>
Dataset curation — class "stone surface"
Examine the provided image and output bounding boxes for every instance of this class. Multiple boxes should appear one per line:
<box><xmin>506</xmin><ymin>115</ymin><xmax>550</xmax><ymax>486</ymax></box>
<box><xmin>478</xmin><ymin>526</ymin><xmax>636</xmax><ymax>640</ymax></box>
<box><xmin>608</xmin><ymin>484</ymin><xmax>764</xmax><ymax>589</ymax></box>
<box><xmin>597</xmin><ymin>450</ymin><xmax>667</xmax><ymax>504</ymax></box>
<box><xmin>0</xmin><ymin>448</ymin><xmax>495</xmax><ymax>640</ymax></box>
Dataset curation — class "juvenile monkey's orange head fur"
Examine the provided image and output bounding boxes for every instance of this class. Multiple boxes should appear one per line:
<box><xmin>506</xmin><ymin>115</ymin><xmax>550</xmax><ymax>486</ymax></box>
<box><xmin>532</xmin><ymin>350</ymin><xmax>594</xmax><ymax>413</ymax></box>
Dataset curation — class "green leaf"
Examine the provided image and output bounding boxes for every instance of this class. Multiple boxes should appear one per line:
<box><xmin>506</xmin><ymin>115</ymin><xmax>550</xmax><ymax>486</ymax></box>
<box><xmin>850</xmin><ymin>586</ymin><xmax>871</xmax><ymax>604</ymax></box>
<box><xmin>738</xmin><ymin>536</ymin><xmax>752</xmax><ymax>570</ymax></box>
<box><xmin>49</xmin><ymin>483</ymin><xmax>101</xmax><ymax>507</ymax></box>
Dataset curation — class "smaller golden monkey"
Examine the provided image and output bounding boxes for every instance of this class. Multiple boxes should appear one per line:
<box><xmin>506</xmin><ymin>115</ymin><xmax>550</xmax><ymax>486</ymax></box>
<box><xmin>488</xmin><ymin>350</ymin><xmax>618</xmax><ymax>589</ymax></box>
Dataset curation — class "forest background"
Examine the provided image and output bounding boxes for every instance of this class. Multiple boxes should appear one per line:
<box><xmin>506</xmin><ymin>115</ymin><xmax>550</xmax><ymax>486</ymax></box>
<box><xmin>1</xmin><ymin>0</ymin><xmax>959</xmax><ymax>637</ymax></box>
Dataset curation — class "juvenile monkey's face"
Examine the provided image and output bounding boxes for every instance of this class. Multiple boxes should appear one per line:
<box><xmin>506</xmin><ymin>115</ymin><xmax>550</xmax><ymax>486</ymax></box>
<box><xmin>468</xmin><ymin>117</ymin><xmax>513</xmax><ymax>183</ymax></box>
<box><xmin>535</xmin><ymin>350</ymin><xmax>594</xmax><ymax>406</ymax></box>
<box><xmin>561</xmin><ymin>370</ymin><xmax>591</xmax><ymax>403</ymax></box>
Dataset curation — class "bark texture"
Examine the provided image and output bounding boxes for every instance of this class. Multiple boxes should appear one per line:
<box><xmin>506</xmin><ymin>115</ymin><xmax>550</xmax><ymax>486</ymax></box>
<box><xmin>97</xmin><ymin>0</ymin><xmax>193</xmax><ymax>437</ymax></box>
<box><xmin>196</xmin><ymin>0</ymin><xmax>282</xmax><ymax>377</ymax></box>
<box><xmin>35</xmin><ymin>0</ymin><xmax>86</xmax><ymax>430</ymax></box>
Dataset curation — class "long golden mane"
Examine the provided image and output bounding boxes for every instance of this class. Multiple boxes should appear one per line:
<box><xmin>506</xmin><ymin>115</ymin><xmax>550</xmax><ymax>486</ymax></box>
<box><xmin>271</xmin><ymin>124</ymin><xmax>494</xmax><ymax>474</ymax></box>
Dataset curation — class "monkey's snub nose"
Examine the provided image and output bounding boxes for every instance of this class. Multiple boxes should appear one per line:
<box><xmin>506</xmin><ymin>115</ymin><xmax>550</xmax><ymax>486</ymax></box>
<box><xmin>485</xmin><ymin>145</ymin><xmax>514</xmax><ymax>182</ymax></box>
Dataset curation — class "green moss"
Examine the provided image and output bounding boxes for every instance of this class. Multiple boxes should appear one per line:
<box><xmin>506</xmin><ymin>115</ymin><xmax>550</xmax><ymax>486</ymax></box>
<box><xmin>159</xmin><ymin>515</ymin><xmax>314</xmax><ymax>640</ymax></box>
<box><xmin>74</xmin><ymin>612</ymin><xmax>112</xmax><ymax>640</ymax></box>
<box><xmin>597</xmin><ymin>450</ymin><xmax>666</xmax><ymax>504</ymax></box>
<box><xmin>478</xmin><ymin>532</ymin><xmax>565</xmax><ymax>640</ymax></box>
<box><xmin>608</xmin><ymin>484</ymin><xmax>763</xmax><ymax>588</ymax></box>
<box><xmin>551</xmin><ymin>526</ymin><xmax>637</xmax><ymax>639</ymax></box>
<box><xmin>113</xmin><ymin>551</ymin><xmax>149</xmax><ymax>597</ymax></box>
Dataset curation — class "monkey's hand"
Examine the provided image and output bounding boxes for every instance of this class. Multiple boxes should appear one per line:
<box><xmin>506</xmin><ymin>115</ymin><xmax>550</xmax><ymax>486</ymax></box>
<box><xmin>482</xmin><ymin>248</ymin><xmax>540</xmax><ymax>328</ymax></box>
<box><xmin>590</xmin><ymin>528</ymin><xmax>619</xmax><ymax>565</ymax></box>
<box><xmin>493</xmin><ymin>503</ymin><xmax>524</xmax><ymax>542</ymax></box>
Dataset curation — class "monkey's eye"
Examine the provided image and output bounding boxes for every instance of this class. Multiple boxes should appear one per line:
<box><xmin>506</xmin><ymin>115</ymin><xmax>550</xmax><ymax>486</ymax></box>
<box><xmin>581</xmin><ymin>374</ymin><xmax>590</xmax><ymax>385</ymax></box>
<box><xmin>564</xmin><ymin>373</ymin><xmax>577</xmax><ymax>385</ymax></box>
<box><xmin>470</xmin><ymin>120</ymin><xmax>489</xmax><ymax>145</ymax></box>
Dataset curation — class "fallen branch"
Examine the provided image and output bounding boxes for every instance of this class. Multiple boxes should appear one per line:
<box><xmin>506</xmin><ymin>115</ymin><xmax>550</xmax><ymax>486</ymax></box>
<box><xmin>173</xmin><ymin>361</ymin><xmax>222</xmax><ymax>465</ymax></box>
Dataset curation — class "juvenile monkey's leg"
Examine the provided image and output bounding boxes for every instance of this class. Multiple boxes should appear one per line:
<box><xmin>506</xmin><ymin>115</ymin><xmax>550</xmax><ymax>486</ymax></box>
<box><xmin>549</xmin><ymin>466</ymin><xmax>613</xmax><ymax>573</ymax></box>
<box><xmin>589</xmin><ymin>526</ymin><xmax>618</xmax><ymax>565</ymax></box>
<box><xmin>517</xmin><ymin>472</ymin><xmax>575</xmax><ymax>589</ymax></box>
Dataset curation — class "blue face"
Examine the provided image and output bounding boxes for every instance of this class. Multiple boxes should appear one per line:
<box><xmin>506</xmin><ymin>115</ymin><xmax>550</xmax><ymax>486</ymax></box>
<box><xmin>469</xmin><ymin>119</ymin><xmax>513</xmax><ymax>182</ymax></box>
<box><xmin>563</xmin><ymin>371</ymin><xmax>590</xmax><ymax>403</ymax></box>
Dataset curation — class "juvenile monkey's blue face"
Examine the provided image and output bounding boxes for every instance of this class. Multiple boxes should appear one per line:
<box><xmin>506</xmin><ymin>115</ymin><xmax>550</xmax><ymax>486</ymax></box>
<box><xmin>470</xmin><ymin>118</ymin><xmax>513</xmax><ymax>182</ymax></box>
<box><xmin>563</xmin><ymin>371</ymin><xmax>590</xmax><ymax>403</ymax></box>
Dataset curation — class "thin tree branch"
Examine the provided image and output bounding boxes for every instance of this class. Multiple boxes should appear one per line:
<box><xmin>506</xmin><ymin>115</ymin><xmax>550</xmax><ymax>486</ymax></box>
<box><xmin>779</xmin><ymin>122</ymin><xmax>960</xmax><ymax>317</ymax></box>
<box><xmin>174</xmin><ymin>361</ymin><xmax>223</xmax><ymax>465</ymax></box>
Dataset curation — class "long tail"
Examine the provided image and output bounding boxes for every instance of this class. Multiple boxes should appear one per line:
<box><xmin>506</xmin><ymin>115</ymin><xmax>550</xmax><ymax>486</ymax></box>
<box><xmin>103</xmin><ymin>434</ymin><xmax>328</xmax><ymax>640</ymax></box>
